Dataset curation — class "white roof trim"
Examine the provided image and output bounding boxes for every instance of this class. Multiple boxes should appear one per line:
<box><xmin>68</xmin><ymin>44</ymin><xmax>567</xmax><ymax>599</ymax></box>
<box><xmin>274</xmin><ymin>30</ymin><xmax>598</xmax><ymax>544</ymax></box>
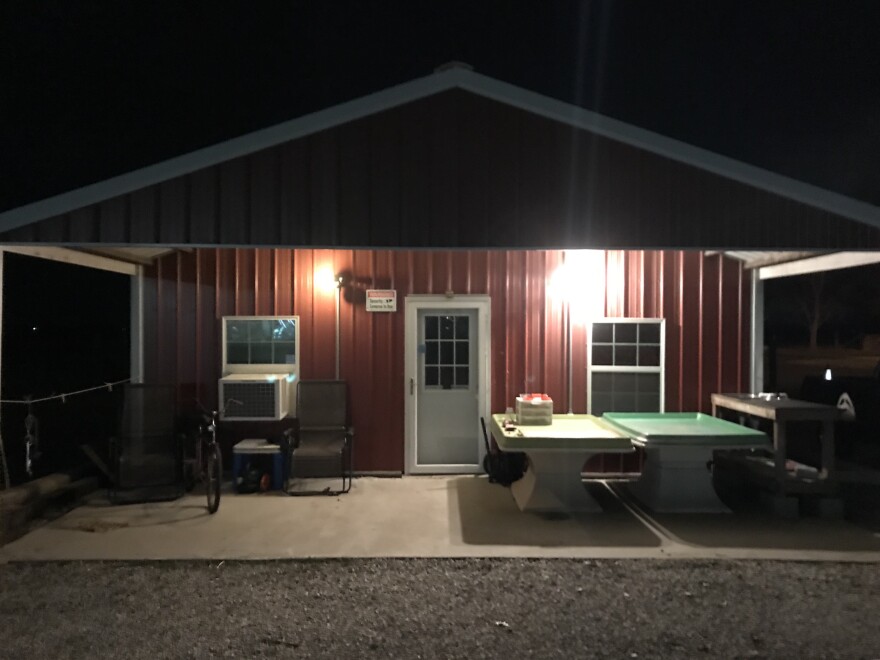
<box><xmin>1</xmin><ymin>66</ymin><xmax>879</xmax><ymax>235</ymax></box>
<box><xmin>758</xmin><ymin>251</ymin><xmax>880</xmax><ymax>280</ymax></box>
<box><xmin>0</xmin><ymin>245</ymin><xmax>139</xmax><ymax>276</ymax></box>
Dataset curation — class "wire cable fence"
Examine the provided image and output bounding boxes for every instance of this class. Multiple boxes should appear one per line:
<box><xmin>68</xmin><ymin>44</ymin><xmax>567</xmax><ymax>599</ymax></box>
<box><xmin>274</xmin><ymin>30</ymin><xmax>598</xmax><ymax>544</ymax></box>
<box><xmin>0</xmin><ymin>378</ymin><xmax>131</xmax><ymax>490</ymax></box>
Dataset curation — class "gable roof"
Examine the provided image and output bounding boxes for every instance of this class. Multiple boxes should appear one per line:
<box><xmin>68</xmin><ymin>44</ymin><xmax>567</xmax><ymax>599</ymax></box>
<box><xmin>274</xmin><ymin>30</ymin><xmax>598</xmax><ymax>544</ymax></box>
<box><xmin>1</xmin><ymin>63</ymin><xmax>878</xmax><ymax>235</ymax></box>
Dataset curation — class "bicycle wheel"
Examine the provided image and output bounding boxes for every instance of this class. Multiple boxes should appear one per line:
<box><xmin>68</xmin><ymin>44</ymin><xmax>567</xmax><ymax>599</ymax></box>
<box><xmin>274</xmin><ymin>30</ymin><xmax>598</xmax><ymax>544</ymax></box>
<box><xmin>205</xmin><ymin>443</ymin><xmax>222</xmax><ymax>514</ymax></box>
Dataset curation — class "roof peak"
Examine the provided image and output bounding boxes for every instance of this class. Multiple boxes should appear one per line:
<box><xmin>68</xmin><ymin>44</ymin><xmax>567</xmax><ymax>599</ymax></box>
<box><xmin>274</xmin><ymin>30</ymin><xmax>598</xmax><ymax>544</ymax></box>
<box><xmin>434</xmin><ymin>61</ymin><xmax>474</xmax><ymax>73</ymax></box>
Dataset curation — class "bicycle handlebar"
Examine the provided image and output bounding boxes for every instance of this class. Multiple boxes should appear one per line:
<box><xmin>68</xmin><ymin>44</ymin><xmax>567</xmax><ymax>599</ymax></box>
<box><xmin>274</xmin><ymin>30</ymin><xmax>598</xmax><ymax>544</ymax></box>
<box><xmin>195</xmin><ymin>397</ymin><xmax>243</xmax><ymax>419</ymax></box>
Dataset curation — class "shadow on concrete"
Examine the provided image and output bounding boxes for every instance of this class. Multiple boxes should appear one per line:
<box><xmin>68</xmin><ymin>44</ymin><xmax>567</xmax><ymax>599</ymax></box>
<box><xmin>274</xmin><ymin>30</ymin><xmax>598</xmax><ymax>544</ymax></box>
<box><xmin>613</xmin><ymin>478</ymin><xmax>880</xmax><ymax>553</ymax></box>
<box><xmin>450</xmin><ymin>476</ymin><xmax>661</xmax><ymax>548</ymax></box>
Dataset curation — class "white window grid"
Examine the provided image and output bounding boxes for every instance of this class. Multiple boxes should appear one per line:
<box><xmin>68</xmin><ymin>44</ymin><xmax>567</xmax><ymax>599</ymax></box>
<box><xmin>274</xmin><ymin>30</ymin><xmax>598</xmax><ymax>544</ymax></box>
<box><xmin>587</xmin><ymin>318</ymin><xmax>666</xmax><ymax>414</ymax></box>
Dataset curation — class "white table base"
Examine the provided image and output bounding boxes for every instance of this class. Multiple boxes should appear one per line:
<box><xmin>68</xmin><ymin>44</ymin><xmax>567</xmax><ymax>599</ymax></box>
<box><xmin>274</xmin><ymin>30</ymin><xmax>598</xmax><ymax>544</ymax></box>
<box><xmin>510</xmin><ymin>451</ymin><xmax>602</xmax><ymax>513</ymax></box>
<box><xmin>625</xmin><ymin>445</ymin><xmax>729</xmax><ymax>513</ymax></box>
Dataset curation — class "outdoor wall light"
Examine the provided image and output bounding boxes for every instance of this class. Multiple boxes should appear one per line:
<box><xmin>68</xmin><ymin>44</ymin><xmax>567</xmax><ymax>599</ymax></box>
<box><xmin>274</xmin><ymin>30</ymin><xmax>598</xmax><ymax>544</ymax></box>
<box><xmin>547</xmin><ymin>250</ymin><xmax>605</xmax><ymax>323</ymax></box>
<box><xmin>546</xmin><ymin>250</ymin><xmax>605</xmax><ymax>414</ymax></box>
<box><xmin>317</xmin><ymin>266</ymin><xmax>343</xmax><ymax>294</ymax></box>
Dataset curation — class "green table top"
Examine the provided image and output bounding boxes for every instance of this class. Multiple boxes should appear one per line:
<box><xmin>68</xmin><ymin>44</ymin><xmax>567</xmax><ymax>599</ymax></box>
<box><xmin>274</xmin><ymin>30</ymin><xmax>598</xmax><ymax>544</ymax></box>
<box><xmin>489</xmin><ymin>414</ymin><xmax>634</xmax><ymax>452</ymax></box>
<box><xmin>602</xmin><ymin>412</ymin><xmax>770</xmax><ymax>447</ymax></box>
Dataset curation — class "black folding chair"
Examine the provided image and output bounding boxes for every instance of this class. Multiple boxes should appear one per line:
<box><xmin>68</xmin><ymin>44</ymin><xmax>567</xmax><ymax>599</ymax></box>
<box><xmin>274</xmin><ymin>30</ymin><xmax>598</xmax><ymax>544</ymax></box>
<box><xmin>286</xmin><ymin>380</ymin><xmax>353</xmax><ymax>495</ymax></box>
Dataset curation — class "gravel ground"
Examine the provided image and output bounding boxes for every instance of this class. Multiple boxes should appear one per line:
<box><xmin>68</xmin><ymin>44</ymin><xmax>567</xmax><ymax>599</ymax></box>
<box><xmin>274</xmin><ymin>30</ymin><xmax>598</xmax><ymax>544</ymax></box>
<box><xmin>0</xmin><ymin>559</ymin><xmax>878</xmax><ymax>659</ymax></box>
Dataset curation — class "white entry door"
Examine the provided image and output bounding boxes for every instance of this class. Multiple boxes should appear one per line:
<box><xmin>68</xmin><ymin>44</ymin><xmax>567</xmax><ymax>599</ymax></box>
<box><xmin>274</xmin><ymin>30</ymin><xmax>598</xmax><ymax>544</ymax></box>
<box><xmin>405</xmin><ymin>296</ymin><xmax>490</xmax><ymax>474</ymax></box>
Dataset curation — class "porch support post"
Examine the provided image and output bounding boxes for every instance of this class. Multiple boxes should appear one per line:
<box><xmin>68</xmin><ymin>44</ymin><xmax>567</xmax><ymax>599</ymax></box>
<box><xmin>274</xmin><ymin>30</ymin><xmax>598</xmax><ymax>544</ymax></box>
<box><xmin>0</xmin><ymin>250</ymin><xmax>4</xmax><ymax>401</ymax></box>
<box><xmin>0</xmin><ymin>250</ymin><xmax>9</xmax><ymax>488</ymax></box>
<box><xmin>130</xmin><ymin>265</ymin><xmax>144</xmax><ymax>384</ymax></box>
<box><xmin>749</xmin><ymin>269</ymin><xmax>764</xmax><ymax>394</ymax></box>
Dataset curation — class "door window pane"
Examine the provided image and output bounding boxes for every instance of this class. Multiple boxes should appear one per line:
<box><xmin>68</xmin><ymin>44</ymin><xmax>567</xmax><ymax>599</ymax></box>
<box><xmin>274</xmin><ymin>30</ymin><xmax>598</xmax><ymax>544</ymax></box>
<box><xmin>440</xmin><ymin>342</ymin><xmax>454</xmax><ymax>364</ymax></box>
<box><xmin>425</xmin><ymin>316</ymin><xmax>438</xmax><ymax>340</ymax></box>
<box><xmin>440</xmin><ymin>317</ymin><xmax>454</xmax><ymax>339</ymax></box>
<box><xmin>455</xmin><ymin>316</ymin><xmax>469</xmax><ymax>339</ymax></box>
<box><xmin>426</xmin><ymin>341</ymin><xmax>438</xmax><ymax>365</ymax></box>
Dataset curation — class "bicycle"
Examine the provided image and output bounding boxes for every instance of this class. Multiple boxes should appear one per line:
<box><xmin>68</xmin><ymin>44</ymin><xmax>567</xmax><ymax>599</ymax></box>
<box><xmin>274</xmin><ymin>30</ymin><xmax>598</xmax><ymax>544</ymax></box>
<box><xmin>193</xmin><ymin>399</ymin><xmax>240</xmax><ymax>514</ymax></box>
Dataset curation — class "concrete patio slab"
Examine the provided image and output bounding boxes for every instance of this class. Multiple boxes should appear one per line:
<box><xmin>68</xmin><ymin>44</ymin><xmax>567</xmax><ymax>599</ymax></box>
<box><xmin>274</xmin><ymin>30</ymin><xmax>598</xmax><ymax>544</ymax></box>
<box><xmin>2</xmin><ymin>476</ymin><xmax>880</xmax><ymax>562</ymax></box>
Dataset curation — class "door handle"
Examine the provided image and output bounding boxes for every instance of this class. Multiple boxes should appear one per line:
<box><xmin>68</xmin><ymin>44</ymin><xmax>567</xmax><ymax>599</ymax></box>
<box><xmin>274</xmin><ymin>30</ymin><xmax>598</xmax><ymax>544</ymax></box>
<box><xmin>410</xmin><ymin>378</ymin><xmax>414</xmax><ymax>395</ymax></box>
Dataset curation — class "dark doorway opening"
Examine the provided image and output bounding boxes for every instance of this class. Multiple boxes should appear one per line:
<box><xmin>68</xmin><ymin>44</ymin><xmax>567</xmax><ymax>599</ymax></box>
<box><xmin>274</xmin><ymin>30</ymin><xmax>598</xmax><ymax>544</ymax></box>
<box><xmin>1</xmin><ymin>252</ymin><xmax>130</xmax><ymax>485</ymax></box>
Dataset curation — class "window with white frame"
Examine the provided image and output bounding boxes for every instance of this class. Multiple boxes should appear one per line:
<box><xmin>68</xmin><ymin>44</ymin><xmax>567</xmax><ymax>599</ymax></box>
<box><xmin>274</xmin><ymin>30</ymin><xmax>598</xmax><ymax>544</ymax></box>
<box><xmin>587</xmin><ymin>318</ymin><xmax>665</xmax><ymax>415</ymax></box>
<box><xmin>222</xmin><ymin>316</ymin><xmax>300</xmax><ymax>374</ymax></box>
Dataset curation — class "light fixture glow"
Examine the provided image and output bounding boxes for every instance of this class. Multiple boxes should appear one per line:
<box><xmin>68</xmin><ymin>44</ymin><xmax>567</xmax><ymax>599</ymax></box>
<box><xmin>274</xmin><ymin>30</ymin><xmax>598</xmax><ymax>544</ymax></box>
<box><xmin>824</xmin><ymin>368</ymin><xmax>832</xmax><ymax>381</ymax></box>
<box><xmin>316</xmin><ymin>266</ymin><xmax>340</xmax><ymax>294</ymax></box>
<box><xmin>548</xmin><ymin>250</ymin><xmax>605</xmax><ymax>323</ymax></box>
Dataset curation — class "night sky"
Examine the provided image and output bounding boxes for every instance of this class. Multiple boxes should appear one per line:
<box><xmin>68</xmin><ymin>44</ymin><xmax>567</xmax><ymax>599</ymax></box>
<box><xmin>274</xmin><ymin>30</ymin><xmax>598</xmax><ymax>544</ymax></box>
<box><xmin>2</xmin><ymin>2</ymin><xmax>879</xmax><ymax>481</ymax></box>
<box><xmin>2</xmin><ymin>1</ymin><xmax>879</xmax><ymax>213</ymax></box>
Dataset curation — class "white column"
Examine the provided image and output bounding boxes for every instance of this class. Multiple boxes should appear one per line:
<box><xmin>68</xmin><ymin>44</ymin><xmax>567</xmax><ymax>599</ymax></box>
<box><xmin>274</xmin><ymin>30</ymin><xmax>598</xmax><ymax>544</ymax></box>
<box><xmin>0</xmin><ymin>250</ymin><xmax>9</xmax><ymax>488</ymax></box>
<box><xmin>130</xmin><ymin>266</ymin><xmax>144</xmax><ymax>384</ymax></box>
<box><xmin>750</xmin><ymin>270</ymin><xmax>764</xmax><ymax>394</ymax></box>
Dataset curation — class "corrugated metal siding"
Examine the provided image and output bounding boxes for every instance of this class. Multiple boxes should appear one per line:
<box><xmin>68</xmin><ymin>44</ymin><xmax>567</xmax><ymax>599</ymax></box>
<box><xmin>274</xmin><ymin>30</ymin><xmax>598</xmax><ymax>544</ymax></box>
<box><xmin>144</xmin><ymin>248</ymin><xmax>749</xmax><ymax>473</ymax></box>
<box><xmin>5</xmin><ymin>91</ymin><xmax>880</xmax><ymax>250</ymax></box>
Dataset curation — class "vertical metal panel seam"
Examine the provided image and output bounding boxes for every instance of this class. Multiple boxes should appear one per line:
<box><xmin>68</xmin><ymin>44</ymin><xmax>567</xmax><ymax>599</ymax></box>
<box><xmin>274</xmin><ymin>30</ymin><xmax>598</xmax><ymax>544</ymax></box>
<box><xmin>697</xmin><ymin>252</ymin><xmax>704</xmax><ymax>411</ymax></box>
<box><xmin>736</xmin><ymin>258</ymin><xmax>743</xmax><ymax>390</ymax></box>
<box><xmin>657</xmin><ymin>251</ymin><xmax>664</xmax><ymax>320</ymax></box>
<box><xmin>716</xmin><ymin>254</ymin><xmax>723</xmax><ymax>393</ymax></box>
<box><xmin>446</xmin><ymin>251</ymin><xmax>453</xmax><ymax>292</ymax></box>
<box><xmin>214</xmin><ymin>247</ymin><xmax>221</xmax><ymax>319</ymax></box>
<box><xmin>677</xmin><ymin>250</ymin><xmax>684</xmax><ymax>410</ymax></box>
<box><xmin>233</xmin><ymin>250</ymin><xmax>240</xmax><ymax>316</ymax></box>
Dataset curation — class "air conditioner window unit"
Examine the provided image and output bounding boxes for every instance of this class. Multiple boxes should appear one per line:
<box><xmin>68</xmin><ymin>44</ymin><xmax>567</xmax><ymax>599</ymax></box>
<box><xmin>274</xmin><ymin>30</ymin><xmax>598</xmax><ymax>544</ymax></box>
<box><xmin>219</xmin><ymin>374</ymin><xmax>291</xmax><ymax>420</ymax></box>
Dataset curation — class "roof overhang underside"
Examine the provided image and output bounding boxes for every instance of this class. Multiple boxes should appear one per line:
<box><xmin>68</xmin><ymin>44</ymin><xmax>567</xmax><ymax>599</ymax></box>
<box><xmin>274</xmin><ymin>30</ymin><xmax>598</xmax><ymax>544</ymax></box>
<box><xmin>0</xmin><ymin>67</ymin><xmax>878</xmax><ymax>252</ymax></box>
<box><xmin>721</xmin><ymin>250</ymin><xmax>880</xmax><ymax>279</ymax></box>
<box><xmin>5</xmin><ymin>244</ymin><xmax>879</xmax><ymax>282</ymax></box>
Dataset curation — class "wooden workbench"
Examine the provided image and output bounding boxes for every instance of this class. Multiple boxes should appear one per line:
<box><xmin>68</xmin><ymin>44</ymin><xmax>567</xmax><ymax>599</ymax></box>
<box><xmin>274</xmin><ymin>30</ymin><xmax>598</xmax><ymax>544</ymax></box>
<box><xmin>710</xmin><ymin>393</ymin><xmax>839</xmax><ymax>495</ymax></box>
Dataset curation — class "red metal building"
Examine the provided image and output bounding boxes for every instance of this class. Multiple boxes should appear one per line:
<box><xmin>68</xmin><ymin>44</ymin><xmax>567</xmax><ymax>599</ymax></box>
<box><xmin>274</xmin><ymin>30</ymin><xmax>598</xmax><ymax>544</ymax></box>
<box><xmin>141</xmin><ymin>248</ymin><xmax>748</xmax><ymax>472</ymax></box>
<box><xmin>1</xmin><ymin>66</ymin><xmax>877</xmax><ymax>474</ymax></box>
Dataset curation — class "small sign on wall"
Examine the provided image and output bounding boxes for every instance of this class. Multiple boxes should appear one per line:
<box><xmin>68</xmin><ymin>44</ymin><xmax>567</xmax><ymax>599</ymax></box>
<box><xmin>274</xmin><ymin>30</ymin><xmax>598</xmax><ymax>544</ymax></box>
<box><xmin>366</xmin><ymin>289</ymin><xmax>397</xmax><ymax>312</ymax></box>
